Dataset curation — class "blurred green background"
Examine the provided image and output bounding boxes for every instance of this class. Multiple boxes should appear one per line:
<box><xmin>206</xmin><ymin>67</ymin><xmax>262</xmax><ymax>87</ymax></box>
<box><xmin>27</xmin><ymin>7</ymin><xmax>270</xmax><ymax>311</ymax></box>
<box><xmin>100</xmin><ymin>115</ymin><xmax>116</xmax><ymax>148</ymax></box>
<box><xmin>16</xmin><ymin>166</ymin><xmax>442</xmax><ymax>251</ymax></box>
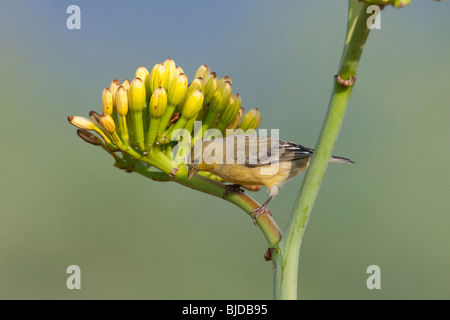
<box><xmin>0</xmin><ymin>0</ymin><xmax>449</xmax><ymax>299</ymax></box>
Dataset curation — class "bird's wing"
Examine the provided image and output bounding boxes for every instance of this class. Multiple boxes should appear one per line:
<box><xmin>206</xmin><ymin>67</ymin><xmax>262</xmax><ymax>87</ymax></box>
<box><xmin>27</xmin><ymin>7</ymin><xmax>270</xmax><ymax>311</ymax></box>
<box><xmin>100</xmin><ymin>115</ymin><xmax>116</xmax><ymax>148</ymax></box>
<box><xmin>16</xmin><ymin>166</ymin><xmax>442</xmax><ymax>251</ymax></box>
<box><xmin>225</xmin><ymin>135</ymin><xmax>313</xmax><ymax>168</ymax></box>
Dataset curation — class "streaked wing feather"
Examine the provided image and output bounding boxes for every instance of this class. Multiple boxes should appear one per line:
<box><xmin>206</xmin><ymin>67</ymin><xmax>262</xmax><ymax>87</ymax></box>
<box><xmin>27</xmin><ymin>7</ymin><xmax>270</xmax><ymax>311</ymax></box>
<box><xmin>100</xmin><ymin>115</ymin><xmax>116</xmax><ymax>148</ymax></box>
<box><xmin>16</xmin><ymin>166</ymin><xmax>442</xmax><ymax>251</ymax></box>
<box><xmin>228</xmin><ymin>135</ymin><xmax>313</xmax><ymax>168</ymax></box>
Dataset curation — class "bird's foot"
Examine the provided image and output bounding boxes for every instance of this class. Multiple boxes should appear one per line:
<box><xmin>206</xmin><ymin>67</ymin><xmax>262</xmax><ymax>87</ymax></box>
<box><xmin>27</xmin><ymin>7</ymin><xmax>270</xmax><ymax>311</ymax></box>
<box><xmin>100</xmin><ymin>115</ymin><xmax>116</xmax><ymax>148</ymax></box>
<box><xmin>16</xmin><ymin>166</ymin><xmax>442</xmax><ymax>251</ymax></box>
<box><xmin>251</xmin><ymin>206</ymin><xmax>272</xmax><ymax>225</ymax></box>
<box><xmin>222</xmin><ymin>184</ymin><xmax>245</xmax><ymax>199</ymax></box>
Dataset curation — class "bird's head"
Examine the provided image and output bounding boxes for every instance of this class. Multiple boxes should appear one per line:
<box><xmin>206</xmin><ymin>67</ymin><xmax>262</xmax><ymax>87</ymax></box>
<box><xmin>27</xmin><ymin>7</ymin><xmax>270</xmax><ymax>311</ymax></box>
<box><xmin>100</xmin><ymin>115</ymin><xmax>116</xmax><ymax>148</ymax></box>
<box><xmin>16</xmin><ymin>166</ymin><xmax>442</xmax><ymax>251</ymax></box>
<box><xmin>188</xmin><ymin>140</ymin><xmax>217</xmax><ymax>180</ymax></box>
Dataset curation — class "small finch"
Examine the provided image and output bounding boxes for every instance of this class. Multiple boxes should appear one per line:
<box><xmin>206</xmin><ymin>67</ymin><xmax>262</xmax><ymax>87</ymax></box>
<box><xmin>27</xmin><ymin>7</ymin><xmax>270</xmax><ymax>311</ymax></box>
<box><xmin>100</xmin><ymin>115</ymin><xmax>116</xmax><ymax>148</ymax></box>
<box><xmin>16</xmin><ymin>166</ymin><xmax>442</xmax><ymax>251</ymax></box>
<box><xmin>188</xmin><ymin>135</ymin><xmax>354</xmax><ymax>223</ymax></box>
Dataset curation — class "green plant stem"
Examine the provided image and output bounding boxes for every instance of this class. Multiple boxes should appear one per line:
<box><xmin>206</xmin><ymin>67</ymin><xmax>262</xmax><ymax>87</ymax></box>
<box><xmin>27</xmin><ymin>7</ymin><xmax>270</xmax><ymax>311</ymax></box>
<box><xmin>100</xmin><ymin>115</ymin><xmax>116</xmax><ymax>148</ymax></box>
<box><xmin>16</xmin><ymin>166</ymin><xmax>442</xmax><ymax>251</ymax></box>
<box><xmin>272</xmin><ymin>0</ymin><xmax>371</xmax><ymax>300</ymax></box>
<box><xmin>158</xmin><ymin>103</ymin><xmax>177</xmax><ymax>134</ymax></box>
<box><xmin>119</xmin><ymin>115</ymin><xmax>129</xmax><ymax>145</ymax></box>
<box><xmin>131</xmin><ymin>111</ymin><xmax>145</xmax><ymax>151</ymax></box>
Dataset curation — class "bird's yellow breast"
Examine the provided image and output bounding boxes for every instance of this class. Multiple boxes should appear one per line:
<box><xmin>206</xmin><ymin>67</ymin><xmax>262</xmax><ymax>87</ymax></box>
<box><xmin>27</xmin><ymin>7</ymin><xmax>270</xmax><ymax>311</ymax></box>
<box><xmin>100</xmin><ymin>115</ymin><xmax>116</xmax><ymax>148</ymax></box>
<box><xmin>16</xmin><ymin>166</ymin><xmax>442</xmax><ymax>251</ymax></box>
<box><xmin>209</xmin><ymin>158</ymin><xmax>310</xmax><ymax>189</ymax></box>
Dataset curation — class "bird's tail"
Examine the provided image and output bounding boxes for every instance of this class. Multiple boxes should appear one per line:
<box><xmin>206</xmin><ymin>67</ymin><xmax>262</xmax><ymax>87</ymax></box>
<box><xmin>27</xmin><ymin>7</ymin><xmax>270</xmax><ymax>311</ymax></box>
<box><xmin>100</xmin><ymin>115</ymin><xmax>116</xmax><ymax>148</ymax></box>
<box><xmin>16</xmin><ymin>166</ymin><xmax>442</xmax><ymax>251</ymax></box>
<box><xmin>329</xmin><ymin>155</ymin><xmax>355</xmax><ymax>164</ymax></box>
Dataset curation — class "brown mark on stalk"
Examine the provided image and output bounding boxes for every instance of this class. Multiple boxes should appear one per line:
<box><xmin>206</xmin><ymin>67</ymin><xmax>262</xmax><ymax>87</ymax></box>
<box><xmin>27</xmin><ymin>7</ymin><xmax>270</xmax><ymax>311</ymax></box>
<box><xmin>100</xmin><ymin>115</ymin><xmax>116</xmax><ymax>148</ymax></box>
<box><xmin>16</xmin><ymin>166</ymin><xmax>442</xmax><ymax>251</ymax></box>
<box><xmin>168</xmin><ymin>112</ymin><xmax>180</xmax><ymax>126</ymax></box>
<box><xmin>170</xmin><ymin>167</ymin><xmax>179</xmax><ymax>178</ymax></box>
<box><xmin>264</xmin><ymin>247</ymin><xmax>277</xmax><ymax>261</ymax></box>
<box><xmin>335</xmin><ymin>74</ymin><xmax>356</xmax><ymax>87</ymax></box>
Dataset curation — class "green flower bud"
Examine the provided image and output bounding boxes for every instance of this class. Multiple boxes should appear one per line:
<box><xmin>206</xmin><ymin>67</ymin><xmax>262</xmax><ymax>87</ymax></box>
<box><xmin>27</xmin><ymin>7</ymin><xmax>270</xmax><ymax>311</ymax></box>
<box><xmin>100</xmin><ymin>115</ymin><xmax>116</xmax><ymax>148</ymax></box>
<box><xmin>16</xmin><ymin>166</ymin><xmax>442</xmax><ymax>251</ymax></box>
<box><xmin>181</xmin><ymin>90</ymin><xmax>204</xmax><ymax>120</ymax></box>
<box><xmin>210</xmin><ymin>81</ymin><xmax>232</xmax><ymax>114</ymax></box>
<box><xmin>102</xmin><ymin>88</ymin><xmax>113</xmax><ymax>115</ymax></box>
<box><xmin>218</xmin><ymin>93</ymin><xmax>242</xmax><ymax>127</ymax></box>
<box><xmin>115</xmin><ymin>86</ymin><xmax>128</xmax><ymax>117</ymax></box>
<box><xmin>149</xmin><ymin>87</ymin><xmax>168</xmax><ymax>118</ymax></box>
<box><xmin>145</xmin><ymin>87</ymin><xmax>167</xmax><ymax>150</ymax></box>
<box><xmin>128</xmin><ymin>78</ymin><xmax>146</xmax><ymax>113</ymax></box>
<box><xmin>194</xmin><ymin>64</ymin><xmax>210</xmax><ymax>80</ymax></box>
<box><xmin>167</xmin><ymin>73</ymin><xmax>188</xmax><ymax>106</ymax></box>
<box><xmin>161</xmin><ymin>90</ymin><xmax>204</xmax><ymax>143</ymax></box>
<box><xmin>226</xmin><ymin>107</ymin><xmax>244</xmax><ymax>131</ymax></box>
<box><xmin>217</xmin><ymin>76</ymin><xmax>232</xmax><ymax>88</ymax></box>
<box><xmin>148</xmin><ymin>63</ymin><xmax>166</xmax><ymax>94</ymax></box>
<box><xmin>238</xmin><ymin>108</ymin><xmax>261</xmax><ymax>131</ymax></box>
<box><xmin>163</xmin><ymin>59</ymin><xmax>177</xmax><ymax>90</ymax></box>
<box><xmin>100</xmin><ymin>113</ymin><xmax>116</xmax><ymax>134</ymax></box>
<box><xmin>197</xmin><ymin>81</ymin><xmax>232</xmax><ymax>139</ymax></box>
<box><xmin>203</xmin><ymin>72</ymin><xmax>218</xmax><ymax>105</ymax></box>
<box><xmin>195</xmin><ymin>73</ymin><xmax>216</xmax><ymax>121</ymax></box>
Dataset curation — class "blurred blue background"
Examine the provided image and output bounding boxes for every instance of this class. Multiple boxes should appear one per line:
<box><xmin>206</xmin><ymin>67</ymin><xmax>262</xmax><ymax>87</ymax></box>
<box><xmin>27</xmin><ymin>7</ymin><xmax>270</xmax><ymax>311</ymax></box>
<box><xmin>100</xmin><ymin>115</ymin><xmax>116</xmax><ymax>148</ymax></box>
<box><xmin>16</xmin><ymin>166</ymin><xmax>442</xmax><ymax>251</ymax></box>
<box><xmin>0</xmin><ymin>0</ymin><xmax>449</xmax><ymax>299</ymax></box>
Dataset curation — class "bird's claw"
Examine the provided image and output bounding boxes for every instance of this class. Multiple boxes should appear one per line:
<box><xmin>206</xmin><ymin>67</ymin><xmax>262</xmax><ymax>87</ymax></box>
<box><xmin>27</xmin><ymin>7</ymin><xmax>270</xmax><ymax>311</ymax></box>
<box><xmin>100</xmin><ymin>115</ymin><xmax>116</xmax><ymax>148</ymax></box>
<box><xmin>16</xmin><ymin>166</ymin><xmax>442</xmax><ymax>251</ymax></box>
<box><xmin>251</xmin><ymin>206</ymin><xmax>272</xmax><ymax>225</ymax></box>
<box><xmin>222</xmin><ymin>184</ymin><xmax>245</xmax><ymax>199</ymax></box>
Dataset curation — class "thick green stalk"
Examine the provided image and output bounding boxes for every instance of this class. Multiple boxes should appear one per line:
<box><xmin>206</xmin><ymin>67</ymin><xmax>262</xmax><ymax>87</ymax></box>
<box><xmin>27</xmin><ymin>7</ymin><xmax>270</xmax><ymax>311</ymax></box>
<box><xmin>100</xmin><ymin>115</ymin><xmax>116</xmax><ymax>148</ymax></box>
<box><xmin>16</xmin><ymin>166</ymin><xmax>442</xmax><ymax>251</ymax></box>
<box><xmin>158</xmin><ymin>103</ymin><xmax>177</xmax><ymax>134</ymax></box>
<box><xmin>119</xmin><ymin>115</ymin><xmax>129</xmax><ymax>145</ymax></box>
<box><xmin>145</xmin><ymin>117</ymin><xmax>161</xmax><ymax>151</ymax></box>
<box><xmin>162</xmin><ymin>117</ymin><xmax>188</xmax><ymax>143</ymax></box>
<box><xmin>131</xmin><ymin>111</ymin><xmax>145</xmax><ymax>151</ymax></box>
<box><xmin>272</xmin><ymin>0</ymin><xmax>371</xmax><ymax>300</ymax></box>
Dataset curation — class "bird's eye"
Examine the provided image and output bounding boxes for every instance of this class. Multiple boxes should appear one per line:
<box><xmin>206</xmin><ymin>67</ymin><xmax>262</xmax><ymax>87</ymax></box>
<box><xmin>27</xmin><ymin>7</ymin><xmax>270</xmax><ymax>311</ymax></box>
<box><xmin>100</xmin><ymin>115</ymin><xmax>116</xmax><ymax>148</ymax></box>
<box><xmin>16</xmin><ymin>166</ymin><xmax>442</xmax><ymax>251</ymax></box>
<box><xmin>193</xmin><ymin>158</ymin><xmax>200</xmax><ymax>164</ymax></box>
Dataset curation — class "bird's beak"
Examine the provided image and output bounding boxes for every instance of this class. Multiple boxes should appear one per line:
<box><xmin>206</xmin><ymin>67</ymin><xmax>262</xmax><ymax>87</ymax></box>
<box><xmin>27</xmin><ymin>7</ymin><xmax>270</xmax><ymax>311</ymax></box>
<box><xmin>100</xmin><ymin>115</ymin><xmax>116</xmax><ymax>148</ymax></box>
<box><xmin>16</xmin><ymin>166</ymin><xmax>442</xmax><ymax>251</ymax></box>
<box><xmin>188</xmin><ymin>166</ymin><xmax>198</xmax><ymax>180</ymax></box>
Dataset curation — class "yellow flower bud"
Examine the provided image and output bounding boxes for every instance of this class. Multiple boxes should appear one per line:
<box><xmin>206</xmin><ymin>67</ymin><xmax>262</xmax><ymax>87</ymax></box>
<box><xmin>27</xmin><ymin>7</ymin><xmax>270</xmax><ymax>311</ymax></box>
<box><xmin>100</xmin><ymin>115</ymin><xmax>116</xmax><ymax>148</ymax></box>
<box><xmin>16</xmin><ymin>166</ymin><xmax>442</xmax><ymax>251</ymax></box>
<box><xmin>135</xmin><ymin>66</ymin><xmax>150</xmax><ymax>98</ymax></box>
<box><xmin>122</xmin><ymin>79</ymin><xmax>131</xmax><ymax>92</ymax></box>
<box><xmin>176</xmin><ymin>66</ymin><xmax>184</xmax><ymax>76</ymax></box>
<box><xmin>188</xmin><ymin>78</ymin><xmax>205</xmax><ymax>94</ymax></box>
<box><xmin>68</xmin><ymin>116</ymin><xmax>96</xmax><ymax>130</ymax></box>
<box><xmin>135</xmin><ymin>66</ymin><xmax>149</xmax><ymax>83</ymax></box>
<box><xmin>210</xmin><ymin>81</ymin><xmax>232</xmax><ymax>114</ymax></box>
<box><xmin>181</xmin><ymin>90</ymin><xmax>204</xmax><ymax>120</ymax></box>
<box><xmin>167</xmin><ymin>73</ymin><xmax>188</xmax><ymax>106</ymax></box>
<box><xmin>163</xmin><ymin>59</ymin><xmax>177</xmax><ymax>90</ymax></box>
<box><xmin>128</xmin><ymin>78</ymin><xmax>146</xmax><ymax>113</ymax></box>
<box><xmin>100</xmin><ymin>113</ymin><xmax>122</xmax><ymax>146</ymax></box>
<box><xmin>203</xmin><ymin>72</ymin><xmax>218</xmax><ymax>105</ymax></box>
<box><xmin>194</xmin><ymin>64</ymin><xmax>210</xmax><ymax>79</ymax></box>
<box><xmin>115</xmin><ymin>86</ymin><xmax>128</xmax><ymax>116</ymax></box>
<box><xmin>102</xmin><ymin>88</ymin><xmax>113</xmax><ymax>115</ymax></box>
<box><xmin>149</xmin><ymin>87</ymin><xmax>168</xmax><ymax>118</ymax></box>
<box><xmin>115</xmin><ymin>86</ymin><xmax>129</xmax><ymax>144</ymax></box>
<box><xmin>238</xmin><ymin>108</ymin><xmax>261</xmax><ymax>131</ymax></box>
<box><xmin>179</xmin><ymin>78</ymin><xmax>204</xmax><ymax>108</ymax></box>
<box><xmin>148</xmin><ymin>63</ymin><xmax>166</xmax><ymax>94</ymax></box>
<box><xmin>110</xmin><ymin>79</ymin><xmax>120</xmax><ymax>105</ymax></box>
<box><xmin>100</xmin><ymin>113</ymin><xmax>117</xmax><ymax>134</ymax></box>
<box><xmin>70</xmin><ymin>115</ymin><xmax>112</xmax><ymax>144</ymax></box>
